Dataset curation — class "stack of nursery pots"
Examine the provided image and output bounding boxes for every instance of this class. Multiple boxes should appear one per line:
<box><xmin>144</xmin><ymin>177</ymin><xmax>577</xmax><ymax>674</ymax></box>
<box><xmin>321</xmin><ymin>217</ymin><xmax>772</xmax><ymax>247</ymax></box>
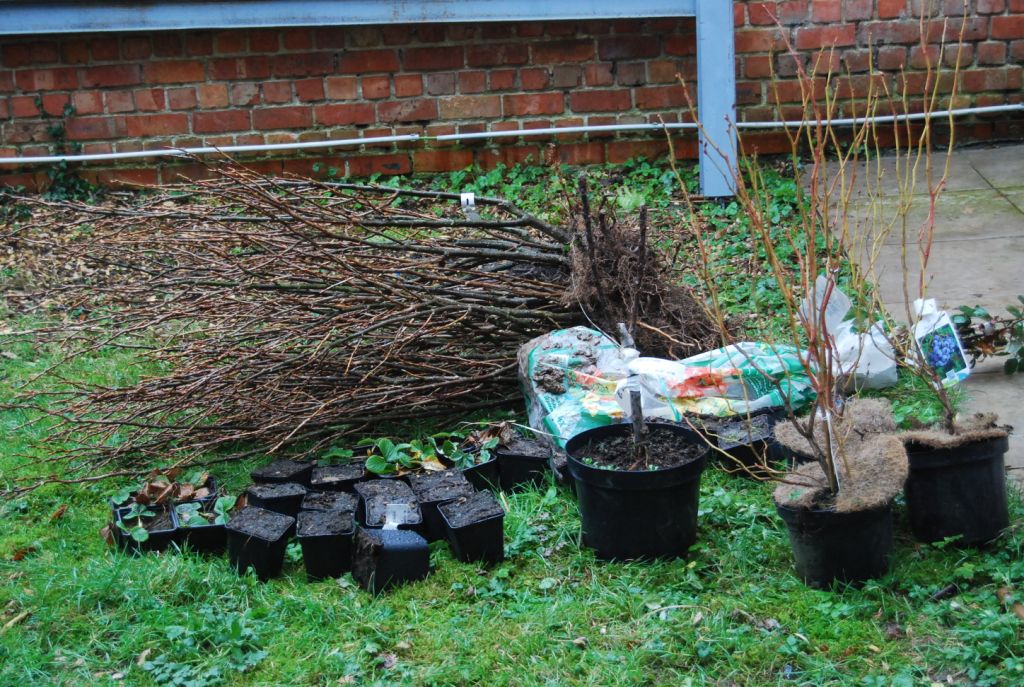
<box><xmin>565</xmin><ymin>421</ymin><xmax>710</xmax><ymax>560</ymax></box>
<box><xmin>901</xmin><ymin>415</ymin><xmax>1012</xmax><ymax>547</ymax></box>
<box><xmin>771</xmin><ymin>399</ymin><xmax>908</xmax><ymax>588</ymax></box>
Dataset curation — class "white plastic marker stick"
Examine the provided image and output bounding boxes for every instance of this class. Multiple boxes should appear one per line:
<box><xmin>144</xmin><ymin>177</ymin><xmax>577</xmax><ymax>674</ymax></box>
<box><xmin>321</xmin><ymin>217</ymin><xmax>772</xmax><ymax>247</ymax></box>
<box><xmin>383</xmin><ymin>503</ymin><xmax>415</xmax><ymax>531</ymax></box>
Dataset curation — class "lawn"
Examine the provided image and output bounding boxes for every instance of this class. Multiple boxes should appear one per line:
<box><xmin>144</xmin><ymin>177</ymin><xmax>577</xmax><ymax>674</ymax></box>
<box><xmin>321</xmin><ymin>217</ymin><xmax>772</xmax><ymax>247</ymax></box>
<box><xmin>1</xmin><ymin>160</ymin><xmax>1022</xmax><ymax>687</ymax></box>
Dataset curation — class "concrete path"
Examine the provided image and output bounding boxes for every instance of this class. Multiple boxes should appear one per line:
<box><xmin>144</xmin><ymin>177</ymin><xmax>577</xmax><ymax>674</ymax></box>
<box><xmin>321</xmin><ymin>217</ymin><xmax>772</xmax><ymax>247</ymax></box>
<box><xmin>852</xmin><ymin>142</ymin><xmax>1023</xmax><ymax>481</ymax></box>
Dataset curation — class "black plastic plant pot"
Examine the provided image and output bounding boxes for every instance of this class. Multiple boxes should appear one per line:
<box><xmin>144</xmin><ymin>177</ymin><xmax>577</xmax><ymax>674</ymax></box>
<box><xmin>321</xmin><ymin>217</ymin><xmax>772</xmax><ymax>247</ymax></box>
<box><xmin>439</xmin><ymin>491</ymin><xmax>505</xmax><ymax>565</ymax></box>
<box><xmin>496</xmin><ymin>438</ymin><xmax>551</xmax><ymax>491</ymax></box>
<box><xmin>775</xmin><ymin>501</ymin><xmax>893</xmax><ymax>589</ymax></box>
<box><xmin>310</xmin><ymin>463</ymin><xmax>366</xmax><ymax>492</ymax></box>
<box><xmin>354</xmin><ymin>480</ymin><xmax>423</xmax><ymax>531</ymax></box>
<box><xmin>250</xmin><ymin>459</ymin><xmax>314</xmax><ymax>487</ymax></box>
<box><xmin>245</xmin><ymin>482</ymin><xmax>307</xmax><ymax>520</ymax></box>
<box><xmin>461</xmin><ymin>457</ymin><xmax>500</xmax><ymax>491</ymax></box>
<box><xmin>351</xmin><ymin>527</ymin><xmax>429</xmax><ymax>594</ymax></box>
<box><xmin>225</xmin><ymin>507</ymin><xmax>294</xmax><ymax>581</ymax></box>
<box><xmin>297</xmin><ymin>510</ymin><xmax>356</xmax><ymax>581</ymax></box>
<box><xmin>904</xmin><ymin>435</ymin><xmax>1010</xmax><ymax>546</ymax></box>
<box><xmin>713</xmin><ymin>414</ymin><xmax>777</xmax><ymax>478</ymax></box>
<box><xmin>407</xmin><ymin>470</ymin><xmax>476</xmax><ymax>542</ymax></box>
<box><xmin>301</xmin><ymin>490</ymin><xmax>358</xmax><ymax>514</ymax></box>
<box><xmin>115</xmin><ymin>506</ymin><xmax>179</xmax><ymax>554</ymax></box>
<box><xmin>175</xmin><ymin>501</ymin><xmax>227</xmax><ymax>554</ymax></box>
<box><xmin>109</xmin><ymin>476</ymin><xmax>219</xmax><ymax>516</ymax></box>
<box><xmin>565</xmin><ymin>423</ymin><xmax>709</xmax><ymax>561</ymax></box>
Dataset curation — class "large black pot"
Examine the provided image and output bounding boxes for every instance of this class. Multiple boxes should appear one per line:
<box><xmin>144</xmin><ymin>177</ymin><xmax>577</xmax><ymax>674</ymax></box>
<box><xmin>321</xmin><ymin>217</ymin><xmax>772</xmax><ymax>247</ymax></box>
<box><xmin>565</xmin><ymin>422</ymin><xmax>709</xmax><ymax>561</ymax></box>
<box><xmin>776</xmin><ymin>501</ymin><xmax>893</xmax><ymax>588</ymax></box>
<box><xmin>905</xmin><ymin>435</ymin><xmax>1010</xmax><ymax>546</ymax></box>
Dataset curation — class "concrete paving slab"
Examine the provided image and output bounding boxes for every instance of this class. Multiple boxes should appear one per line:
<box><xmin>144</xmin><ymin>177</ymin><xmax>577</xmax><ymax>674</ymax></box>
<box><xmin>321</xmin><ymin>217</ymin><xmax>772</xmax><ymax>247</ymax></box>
<box><xmin>962</xmin><ymin>369</ymin><xmax>1024</xmax><ymax>480</ymax></box>
<box><xmin>963</xmin><ymin>144</ymin><xmax>1024</xmax><ymax>190</ymax></box>
<box><xmin>840</xmin><ymin>150</ymin><xmax>991</xmax><ymax>198</ymax></box>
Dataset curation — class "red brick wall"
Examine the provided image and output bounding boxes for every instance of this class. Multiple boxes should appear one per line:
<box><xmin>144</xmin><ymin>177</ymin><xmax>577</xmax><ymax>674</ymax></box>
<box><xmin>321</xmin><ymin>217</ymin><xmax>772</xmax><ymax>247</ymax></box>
<box><xmin>1</xmin><ymin>1</ymin><xmax>1022</xmax><ymax>189</ymax></box>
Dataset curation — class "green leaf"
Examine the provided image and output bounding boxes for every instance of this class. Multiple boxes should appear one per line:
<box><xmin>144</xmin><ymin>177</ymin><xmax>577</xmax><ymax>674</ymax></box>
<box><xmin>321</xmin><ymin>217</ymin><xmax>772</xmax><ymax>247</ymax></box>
<box><xmin>1004</xmin><ymin>358</ymin><xmax>1018</xmax><ymax>375</ymax></box>
<box><xmin>130</xmin><ymin>527</ymin><xmax>150</xmax><ymax>543</ymax></box>
<box><xmin>365</xmin><ymin>454</ymin><xmax>393</xmax><ymax>475</ymax></box>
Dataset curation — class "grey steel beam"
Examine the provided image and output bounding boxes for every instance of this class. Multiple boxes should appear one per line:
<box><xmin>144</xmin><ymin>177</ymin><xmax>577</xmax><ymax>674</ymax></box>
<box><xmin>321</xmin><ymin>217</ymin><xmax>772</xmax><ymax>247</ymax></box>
<box><xmin>696</xmin><ymin>1</ymin><xmax>737</xmax><ymax>197</ymax></box>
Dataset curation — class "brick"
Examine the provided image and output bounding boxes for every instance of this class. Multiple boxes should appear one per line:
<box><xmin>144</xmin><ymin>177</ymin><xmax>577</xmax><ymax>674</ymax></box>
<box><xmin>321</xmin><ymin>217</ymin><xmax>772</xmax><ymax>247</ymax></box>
<box><xmin>552</xmin><ymin>65</ymin><xmax>582</xmax><ymax>88</ymax></box>
<box><xmin>1011</xmin><ymin>39</ymin><xmax>1024</xmax><ymax>61</ymax></box>
<box><xmin>557</xmin><ymin>142</ymin><xmax>605</xmax><ymax>166</ymax></box>
<box><xmin>78</xmin><ymin>63</ymin><xmax>141</xmax><ymax>88</ymax></box>
<box><xmin>361</xmin><ymin>75</ymin><xmax>390</xmax><ymax>99</ymax></box>
<box><xmin>459</xmin><ymin>71</ymin><xmax>487</xmax><ymax>93</ymax></box>
<box><xmin>229</xmin><ymin>83</ymin><xmax>260</xmax><ymax>106</ymax></box>
<box><xmin>426</xmin><ymin>72</ymin><xmax>456</xmax><ymax>95</ymax></box>
<box><xmin>395</xmin><ymin>74</ymin><xmax>423</xmax><ymax>97</ymax></box>
<box><xmin>976</xmin><ymin>0</ymin><xmax>1006</xmax><ymax>12</ymax></box>
<box><xmin>606</xmin><ymin>140</ymin><xmax>669</xmax><ymax>164</ymax></box>
<box><xmin>745</xmin><ymin>55</ymin><xmax>774</xmax><ymax>78</ymax></box>
<box><xmin>1</xmin><ymin>44</ymin><xmax>33</xmax><ymax>68</ymax></box>
<box><xmin>992</xmin><ymin>16</ymin><xmax>1024</xmax><ymax>40</ymax></box>
<box><xmin>490</xmin><ymin>69</ymin><xmax>516</xmax><ymax>90</ymax></box>
<box><xmin>90</xmin><ymin>38</ymin><xmax>119</xmax><ymax>61</ymax></box>
<box><xmin>185</xmin><ymin>34</ymin><xmax>214</xmax><ymax>56</ymax></box>
<box><xmin>262</xmin><ymin>81</ymin><xmax>292</xmax><ymax>104</ymax></box>
<box><xmin>134</xmin><ymin>89</ymin><xmax>166</xmax><ymax>111</ymax></box>
<box><xmin>295</xmin><ymin>78</ymin><xmax>325</xmax><ymax>102</ymax></box>
<box><xmin>198</xmin><ymin>83</ymin><xmax>229</xmax><ymax>109</ymax></box>
<box><xmin>748</xmin><ymin>1</ymin><xmax>808</xmax><ymax>25</ymax></box>
<box><xmin>61</xmin><ymin>40</ymin><xmax>91</xmax><ymax>64</ymax></box>
<box><xmin>193</xmin><ymin>109</ymin><xmax>251</xmax><ymax>133</ymax></box>
<box><xmin>844</xmin><ymin>0</ymin><xmax>872</xmax><ymax>20</ymax></box>
<box><xmin>584</xmin><ymin>63</ymin><xmax>614</xmax><ymax>86</ymax></box>
<box><xmin>152</xmin><ymin>35</ymin><xmax>183</xmax><ymax>57</ymax></box>
<box><xmin>533</xmin><ymin>40</ymin><xmax>595</xmax><ymax>64</ymax></box>
<box><xmin>325</xmin><ymin>76</ymin><xmax>358</xmax><ymax>100</ymax></box>
<box><xmin>215</xmin><ymin>31</ymin><xmax>247</xmax><ymax>54</ymax></box>
<box><xmin>282</xmin><ymin>29</ymin><xmax>314</xmax><ymax>51</ymax></box>
<box><xmin>209</xmin><ymin>56</ymin><xmax>271</xmax><ymax>80</ymax></box>
<box><xmin>65</xmin><ymin>116</ymin><xmax>117</xmax><ymax>140</ymax></box>
<box><xmin>503</xmin><ymin>93</ymin><xmax>564</xmax><ymax>116</ymax></box>
<box><xmin>125</xmin><ymin>113</ymin><xmax>188</xmax><ymax>137</ymax></box>
<box><xmin>0</xmin><ymin>71</ymin><xmax>13</xmax><ymax>92</ymax></box>
<box><xmin>104</xmin><ymin>90</ymin><xmax>135</xmax><ymax>113</ymax></box>
<box><xmin>634</xmin><ymin>85</ymin><xmax>689</xmax><ymax>109</ymax></box>
<box><xmin>72</xmin><ymin>91</ymin><xmax>103</xmax><ymax>115</ymax></box>
<box><xmin>413</xmin><ymin>149</ymin><xmax>473</xmax><ymax>173</ymax></box>
<box><xmin>404</xmin><ymin>47</ymin><xmax>464</xmax><ymax>71</ymax></box>
<box><xmin>477</xmin><ymin>145</ymin><xmax>542</xmax><ymax>168</ymax></box>
<box><xmin>930</xmin><ymin>18</ymin><xmax>989</xmax><ymax>42</ymax></box>
<box><xmin>439</xmin><ymin>95</ymin><xmax>501</xmax><ymax>119</ymax></box>
<box><xmin>144</xmin><ymin>60</ymin><xmax>205</xmax><ymax>84</ymax></box>
<box><xmin>466</xmin><ymin>44</ymin><xmax>528</xmax><ymax>67</ymax></box>
<box><xmin>377</xmin><ymin>99</ymin><xmax>438</xmax><ymax>123</ymax></box>
<box><xmin>348</xmin><ymin>154</ymin><xmax>411</xmax><ymax>177</ymax></box>
<box><xmin>569</xmin><ymin>89</ymin><xmax>631</xmax><ymax>112</ymax></box>
<box><xmin>810</xmin><ymin>1</ymin><xmax>841</xmax><ymax>23</ymax></box>
<box><xmin>415</xmin><ymin>25</ymin><xmax>445</xmax><ymax>42</ymax></box>
<box><xmin>271</xmin><ymin>52</ymin><xmax>334</xmax><ymax>77</ymax></box>
<box><xmin>861</xmin><ymin>20</ymin><xmax>922</xmax><ymax>44</ymax></box>
<box><xmin>314</xmin><ymin>103</ymin><xmax>376</xmax><ymax>126</ymax></box>
<box><xmin>598</xmin><ymin>36</ymin><xmax>660</xmax><ymax>60</ymax></box>
<box><xmin>841</xmin><ymin>49</ymin><xmax>872</xmax><ymax>73</ymax></box>
<box><xmin>665</xmin><ymin>34</ymin><xmax>697</xmax><ymax>56</ymax></box>
<box><xmin>337</xmin><ymin>50</ymin><xmax>399</xmax><ymax>73</ymax></box>
<box><xmin>167</xmin><ymin>88</ymin><xmax>198</xmax><ymax>110</ymax></box>
<box><xmin>962</xmin><ymin>68</ymin><xmax>1010</xmax><ymax>92</ymax></box>
<box><xmin>877</xmin><ymin>45</ymin><xmax>907</xmax><ymax>70</ymax></box>
<box><xmin>349</xmin><ymin>27</ymin><xmax>383</xmax><ymax>48</ymax></box>
<box><xmin>253</xmin><ymin>106</ymin><xmax>312</xmax><ymax>130</ymax></box>
<box><xmin>616</xmin><ymin>62</ymin><xmax>646</xmax><ymax>86</ymax></box>
<box><xmin>795</xmin><ymin>24</ymin><xmax>857</xmax><ymax>49</ymax></box>
<box><xmin>521</xmin><ymin>68</ymin><xmax>550</xmax><ymax>90</ymax></box>
<box><xmin>249</xmin><ymin>30</ymin><xmax>280</xmax><ymax>52</ymax></box>
<box><xmin>735</xmin><ymin>29</ymin><xmax>786</xmax><ymax>53</ymax></box>
<box><xmin>9</xmin><ymin>96</ymin><xmax>38</xmax><ymax>117</ymax></box>
<box><xmin>15</xmin><ymin>67</ymin><xmax>77</xmax><ymax>91</ymax></box>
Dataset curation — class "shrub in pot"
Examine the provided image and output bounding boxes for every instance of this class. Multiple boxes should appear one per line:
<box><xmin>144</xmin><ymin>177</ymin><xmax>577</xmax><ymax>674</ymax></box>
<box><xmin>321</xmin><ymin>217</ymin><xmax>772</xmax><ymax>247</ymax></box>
<box><xmin>115</xmin><ymin>503</ymin><xmax>179</xmax><ymax>553</ymax></box>
<box><xmin>174</xmin><ymin>495</ymin><xmax>236</xmax><ymax>554</ymax></box>
<box><xmin>225</xmin><ymin>506</ymin><xmax>294</xmax><ymax>581</ymax></box>
<box><xmin>565</xmin><ymin>419</ymin><xmax>709</xmax><ymax>560</ymax></box>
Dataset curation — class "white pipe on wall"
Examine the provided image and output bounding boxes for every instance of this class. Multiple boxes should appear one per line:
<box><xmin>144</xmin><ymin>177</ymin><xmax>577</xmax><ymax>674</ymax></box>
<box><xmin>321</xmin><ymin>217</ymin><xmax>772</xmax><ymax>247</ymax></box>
<box><xmin>0</xmin><ymin>104</ymin><xmax>1020</xmax><ymax>167</ymax></box>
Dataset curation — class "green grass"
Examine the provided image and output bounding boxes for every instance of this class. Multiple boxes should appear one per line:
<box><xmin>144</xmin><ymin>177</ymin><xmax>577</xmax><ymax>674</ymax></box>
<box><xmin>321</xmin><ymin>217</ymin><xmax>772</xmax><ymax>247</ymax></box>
<box><xmin>2</xmin><ymin>160</ymin><xmax>1022</xmax><ymax>686</ymax></box>
<box><xmin>2</xmin><ymin>319</ymin><xmax>1023</xmax><ymax>687</ymax></box>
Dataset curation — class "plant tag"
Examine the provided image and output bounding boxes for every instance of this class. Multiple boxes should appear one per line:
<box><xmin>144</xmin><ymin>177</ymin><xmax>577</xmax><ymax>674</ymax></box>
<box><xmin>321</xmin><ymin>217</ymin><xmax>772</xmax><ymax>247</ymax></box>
<box><xmin>460</xmin><ymin>192</ymin><xmax>476</xmax><ymax>208</ymax></box>
<box><xmin>382</xmin><ymin>503</ymin><xmax>414</xmax><ymax>530</ymax></box>
<box><xmin>912</xmin><ymin>299</ymin><xmax>970</xmax><ymax>386</ymax></box>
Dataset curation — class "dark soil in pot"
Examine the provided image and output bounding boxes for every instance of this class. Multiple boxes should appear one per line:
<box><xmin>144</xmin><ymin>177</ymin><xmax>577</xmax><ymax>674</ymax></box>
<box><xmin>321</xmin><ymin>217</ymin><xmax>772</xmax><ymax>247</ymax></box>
<box><xmin>905</xmin><ymin>435</ymin><xmax>1010</xmax><ymax>545</ymax></box>
<box><xmin>245</xmin><ymin>482</ymin><xmax>306</xmax><ymax>521</ymax></box>
<box><xmin>775</xmin><ymin>500</ymin><xmax>893</xmax><ymax>589</ymax></box>
<box><xmin>174</xmin><ymin>501</ymin><xmax>227</xmax><ymax>554</ymax></box>
<box><xmin>297</xmin><ymin>510</ymin><xmax>355</xmax><ymax>580</ymax></box>
<box><xmin>115</xmin><ymin>506</ymin><xmax>179</xmax><ymax>553</ymax></box>
<box><xmin>710</xmin><ymin>414</ymin><xmax>777</xmax><ymax>478</ymax></box>
<box><xmin>310</xmin><ymin>462</ymin><xmax>366</xmax><ymax>492</ymax></box>
<box><xmin>301</xmin><ymin>490</ymin><xmax>358</xmax><ymax>514</ymax></box>
<box><xmin>439</xmin><ymin>491</ymin><xmax>504</xmax><ymax>565</ymax></box>
<box><xmin>351</xmin><ymin>527</ymin><xmax>429</xmax><ymax>594</ymax></box>
<box><xmin>251</xmin><ymin>459</ymin><xmax>314</xmax><ymax>487</ymax></box>
<box><xmin>565</xmin><ymin>422</ymin><xmax>709</xmax><ymax>560</ymax></box>
<box><xmin>225</xmin><ymin>507</ymin><xmax>294</xmax><ymax>581</ymax></box>
<box><xmin>354</xmin><ymin>480</ymin><xmax>422</xmax><ymax>530</ymax></box>
<box><xmin>496</xmin><ymin>437</ymin><xmax>551</xmax><ymax>491</ymax></box>
<box><xmin>407</xmin><ymin>470</ymin><xmax>476</xmax><ymax>541</ymax></box>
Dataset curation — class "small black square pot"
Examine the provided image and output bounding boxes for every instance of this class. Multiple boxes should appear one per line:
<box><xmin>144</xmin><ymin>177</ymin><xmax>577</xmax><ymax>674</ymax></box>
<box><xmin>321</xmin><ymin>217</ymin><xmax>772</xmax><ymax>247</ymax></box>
<box><xmin>310</xmin><ymin>463</ymin><xmax>367</xmax><ymax>492</ymax></box>
<box><xmin>297</xmin><ymin>510</ymin><xmax>356</xmax><ymax>580</ymax></box>
<box><xmin>109</xmin><ymin>476</ymin><xmax>219</xmax><ymax>516</ymax></box>
<box><xmin>351</xmin><ymin>527</ymin><xmax>429</xmax><ymax>594</ymax></box>
<box><xmin>174</xmin><ymin>501</ymin><xmax>227</xmax><ymax>555</ymax></box>
<box><xmin>407</xmin><ymin>471</ymin><xmax>475</xmax><ymax>542</ymax></box>
<box><xmin>301</xmin><ymin>490</ymin><xmax>358</xmax><ymax>514</ymax></box>
<box><xmin>461</xmin><ymin>457</ymin><xmax>500</xmax><ymax>491</ymax></box>
<box><xmin>496</xmin><ymin>440</ymin><xmax>551</xmax><ymax>491</ymax></box>
<box><xmin>115</xmin><ymin>506</ymin><xmax>179</xmax><ymax>553</ymax></box>
<box><xmin>354</xmin><ymin>480</ymin><xmax>422</xmax><ymax>532</ymax></box>
<box><xmin>713</xmin><ymin>415</ymin><xmax>777</xmax><ymax>479</ymax></box>
<box><xmin>245</xmin><ymin>482</ymin><xmax>307</xmax><ymax>521</ymax></box>
<box><xmin>439</xmin><ymin>491</ymin><xmax>505</xmax><ymax>565</ymax></box>
<box><xmin>250</xmin><ymin>460</ymin><xmax>314</xmax><ymax>487</ymax></box>
<box><xmin>225</xmin><ymin>507</ymin><xmax>294</xmax><ymax>581</ymax></box>
<box><xmin>775</xmin><ymin>501</ymin><xmax>893</xmax><ymax>589</ymax></box>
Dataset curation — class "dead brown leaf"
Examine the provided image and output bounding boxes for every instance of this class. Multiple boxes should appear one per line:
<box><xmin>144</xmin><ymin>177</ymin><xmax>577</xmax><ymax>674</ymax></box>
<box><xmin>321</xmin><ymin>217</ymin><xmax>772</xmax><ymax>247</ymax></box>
<box><xmin>996</xmin><ymin>587</ymin><xmax>1024</xmax><ymax>621</ymax></box>
<box><xmin>49</xmin><ymin>504</ymin><xmax>67</xmax><ymax>522</ymax></box>
<box><xmin>10</xmin><ymin>546</ymin><xmax>37</xmax><ymax>562</ymax></box>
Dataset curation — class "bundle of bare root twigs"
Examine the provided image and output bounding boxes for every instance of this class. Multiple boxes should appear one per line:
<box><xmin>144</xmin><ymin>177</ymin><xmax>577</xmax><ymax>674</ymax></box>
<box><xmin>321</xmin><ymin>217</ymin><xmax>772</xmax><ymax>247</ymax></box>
<box><xmin>6</xmin><ymin>163</ymin><xmax>717</xmax><ymax>493</ymax></box>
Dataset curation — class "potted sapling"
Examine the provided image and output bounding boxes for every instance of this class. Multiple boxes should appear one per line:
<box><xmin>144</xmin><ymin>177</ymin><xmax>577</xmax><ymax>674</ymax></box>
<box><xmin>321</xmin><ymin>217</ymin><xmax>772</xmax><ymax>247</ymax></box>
<box><xmin>565</xmin><ymin>385</ymin><xmax>710</xmax><ymax>560</ymax></box>
<box><xmin>115</xmin><ymin>502</ymin><xmax>179</xmax><ymax>553</ymax></box>
<box><xmin>174</xmin><ymin>496</ymin><xmax>236</xmax><ymax>554</ymax></box>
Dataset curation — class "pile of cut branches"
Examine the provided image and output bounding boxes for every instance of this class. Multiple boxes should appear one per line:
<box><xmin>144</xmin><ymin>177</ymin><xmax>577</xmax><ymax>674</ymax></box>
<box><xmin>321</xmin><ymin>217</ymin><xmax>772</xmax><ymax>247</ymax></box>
<box><xmin>5</xmin><ymin>163</ymin><xmax>717</xmax><ymax>492</ymax></box>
